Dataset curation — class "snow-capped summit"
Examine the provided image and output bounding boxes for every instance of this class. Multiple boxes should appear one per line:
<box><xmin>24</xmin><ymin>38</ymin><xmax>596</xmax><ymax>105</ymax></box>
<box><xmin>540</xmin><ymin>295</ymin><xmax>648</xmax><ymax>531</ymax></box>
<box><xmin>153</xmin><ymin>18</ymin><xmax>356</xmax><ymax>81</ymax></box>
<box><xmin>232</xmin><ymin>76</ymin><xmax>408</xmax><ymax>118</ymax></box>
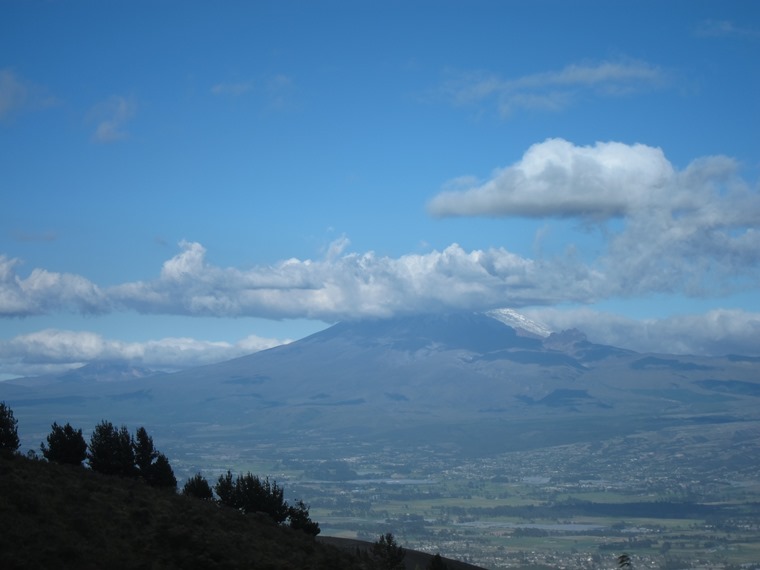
<box><xmin>486</xmin><ymin>308</ymin><xmax>552</xmax><ymax>338</ymax></box>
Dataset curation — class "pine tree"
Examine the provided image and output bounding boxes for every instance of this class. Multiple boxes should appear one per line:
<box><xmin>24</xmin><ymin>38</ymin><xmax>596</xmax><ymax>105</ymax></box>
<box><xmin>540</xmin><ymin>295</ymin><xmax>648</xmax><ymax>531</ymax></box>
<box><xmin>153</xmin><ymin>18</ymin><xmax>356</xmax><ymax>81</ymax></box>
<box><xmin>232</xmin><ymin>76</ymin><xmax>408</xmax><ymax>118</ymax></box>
<box><xmin>236</xmin><ymin>473</ymin><xmax>289</xmax><ymax>523</ymax></box>
<box><xmin>145</xmin><ymin>452</ymin><xmax>177</xmax><ymax>490</ymax></box>
<box><xmin>0</xmin><ymin>401</ymin><xmax>20</xmax><ymax>454</ymax></box>
<box><xmin>40</xmin><ymin>422</ymin><xmax>87</xmax><ymax>465</ymax></box>
<box><xmin>215</xmin><ymin>470</ymin><xmax>237</xmax><ymax>507</ymax></box>
<box><xmin>133</xmin><ymin>426</ymin><xmax>157</xmax><ymax>475</ymax></box>
<box><xmin>131</xmin><ymin>426</ymin><xmax>176</xmax><ymax>489</ymax></box>
<box><xmin>87</xmin><ymin>421</ymin><xmax>135</xmax><ymax>476</ymax></box>
<box><xmin>288</xmin><ymin>499</ymin><xmax>320</xmax><ymax>536</ymax></box>
<box><xmin>182</xmin><ymin>473</ymin><xmax>214</xmax><ymax>500</ymax></box>
<box><xmin>371</xmin><ymin>533</ymin><xmax>406</xmax><ymax>570</ymax></box>
<box><xmin>214</xmin><ymin>471</ymin><xmax>290</xmax><ymax>524</ymax></box>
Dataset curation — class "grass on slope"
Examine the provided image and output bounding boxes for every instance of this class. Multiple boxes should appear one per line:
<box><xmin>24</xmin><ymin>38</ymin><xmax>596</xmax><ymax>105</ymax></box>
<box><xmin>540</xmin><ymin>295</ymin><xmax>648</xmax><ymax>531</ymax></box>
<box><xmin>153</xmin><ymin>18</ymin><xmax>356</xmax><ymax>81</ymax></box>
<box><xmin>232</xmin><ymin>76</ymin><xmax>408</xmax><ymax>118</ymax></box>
<box><xmin>0</xmin><ymin>453</ymin><xmax>368</xmax><ymax>570</ymax></box>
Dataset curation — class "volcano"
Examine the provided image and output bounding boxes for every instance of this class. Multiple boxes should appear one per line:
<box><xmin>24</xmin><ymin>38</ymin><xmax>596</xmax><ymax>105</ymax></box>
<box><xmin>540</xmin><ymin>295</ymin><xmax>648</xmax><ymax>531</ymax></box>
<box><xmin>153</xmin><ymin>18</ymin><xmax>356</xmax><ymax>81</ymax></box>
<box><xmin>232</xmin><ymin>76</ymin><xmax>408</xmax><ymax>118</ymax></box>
<box><xmin>3</xmin><ymin>312</ymin><xmax>759</xmax><ymax>461</ymax></box>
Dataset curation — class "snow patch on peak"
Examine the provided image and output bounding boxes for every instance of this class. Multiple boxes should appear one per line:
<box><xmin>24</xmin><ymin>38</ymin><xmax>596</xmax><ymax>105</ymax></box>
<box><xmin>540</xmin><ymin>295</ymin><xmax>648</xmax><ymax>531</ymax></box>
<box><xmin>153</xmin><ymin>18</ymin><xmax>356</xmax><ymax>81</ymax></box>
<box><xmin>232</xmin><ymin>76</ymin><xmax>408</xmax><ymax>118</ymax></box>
<box><xmin>486</xmin><ymin>308</ymin><xmax>552</xmax><ymax>338</ymax></box>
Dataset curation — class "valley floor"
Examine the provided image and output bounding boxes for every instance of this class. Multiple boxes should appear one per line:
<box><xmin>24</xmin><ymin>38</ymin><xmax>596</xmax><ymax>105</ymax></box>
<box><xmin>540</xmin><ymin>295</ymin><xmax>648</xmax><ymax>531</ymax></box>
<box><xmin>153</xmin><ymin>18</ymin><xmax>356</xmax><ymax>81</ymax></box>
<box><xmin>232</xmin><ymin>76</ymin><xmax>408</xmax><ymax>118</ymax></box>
<box><xmin>161</xmin><ymin>416</ymin><xmax>760</xmax><ymax>570</ymax></box>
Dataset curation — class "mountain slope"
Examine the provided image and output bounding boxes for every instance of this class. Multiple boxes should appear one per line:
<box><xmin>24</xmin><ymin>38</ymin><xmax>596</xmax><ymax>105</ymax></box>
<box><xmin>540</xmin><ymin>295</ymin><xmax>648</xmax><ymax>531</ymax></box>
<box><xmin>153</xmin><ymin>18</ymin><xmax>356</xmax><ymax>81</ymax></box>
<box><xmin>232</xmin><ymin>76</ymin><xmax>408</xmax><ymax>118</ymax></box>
<box><xmin>2</xmin><ymin>312</ymin><xmax>759</xmax><ymax>459</ymax></box>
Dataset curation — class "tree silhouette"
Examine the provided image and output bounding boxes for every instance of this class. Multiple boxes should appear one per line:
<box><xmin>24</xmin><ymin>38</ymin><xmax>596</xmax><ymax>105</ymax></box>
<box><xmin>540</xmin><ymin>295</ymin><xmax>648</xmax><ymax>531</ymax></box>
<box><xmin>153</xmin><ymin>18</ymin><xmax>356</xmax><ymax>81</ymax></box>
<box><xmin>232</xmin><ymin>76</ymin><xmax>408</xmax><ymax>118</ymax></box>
<box><xmin>215</xmin><ymin>470</ymin><xmax>236</xmax><ymax>506</ymax></box>
<box><xmin>0</xmin><ymin>402</ymin><xmax>20</xmax><ymax>454</ymax></box>
<box><xmin>132</xmin><ymin>426</ymin><xmax>176</xmax><ymax>489</ymax></box>
<box><xmin>87</xmin><ymin>421</ymin><xmax>135</xmax><ymax>476</ymax></box>
<box><xmin>288</xmin><ymin>499</ymin><xmax>320</xmax><ymax>536</ymax></box>
<box><xmin>427</xmin><ymin>553</ymin><xmax>449</xmax><ymax>570</ymax></box>
<box><xmin>145</xmin><ymin>452</ymin><xmax>176</xmax><ymax>489</ymax></box>
<box><xmin>40</xmin><ymin>422</ymin><xmax>87</xmax><ymax>465</ymax></box>
<box><xmin>133</xmin><ymin>426</ymin><xmax>157</xmax><ymax>475</ymax></box>
<box><xmin>214</xmin><ymin>471</ymin><xmax>294</xmax><ymax>525</ymax></box>
<box><xmin>236</xmin><ymin>473</ymin><xmax>289</xmax><ymax>522</ymax></box>
<box><xmin>182</xmin><ymin>473</ymin><xmax>214</xmax><ymax>500</ymax></box>
<box><xmin>371</xmin><ymin>533</ymin><xmax>406</xmax><ymax>570</ymax></box>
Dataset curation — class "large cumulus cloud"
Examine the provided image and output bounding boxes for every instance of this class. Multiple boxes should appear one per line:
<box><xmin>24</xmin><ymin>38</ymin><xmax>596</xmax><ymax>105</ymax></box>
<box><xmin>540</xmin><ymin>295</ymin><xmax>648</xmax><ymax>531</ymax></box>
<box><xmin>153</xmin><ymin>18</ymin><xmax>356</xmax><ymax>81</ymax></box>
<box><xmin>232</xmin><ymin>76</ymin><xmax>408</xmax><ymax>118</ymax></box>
<box><xmin>429</xmin><ymin>139</ymin><xmax>760</xmax><ymax>296</ymax></box>
<box><xmin>428</xmin><ymin>139</ymin><xmax>679</xmax><ymax>218</ymax></box>
<box><xmin>106</xmin><ymin>240</ymin><xmax>593</xmax><ymax>320</ymax></box>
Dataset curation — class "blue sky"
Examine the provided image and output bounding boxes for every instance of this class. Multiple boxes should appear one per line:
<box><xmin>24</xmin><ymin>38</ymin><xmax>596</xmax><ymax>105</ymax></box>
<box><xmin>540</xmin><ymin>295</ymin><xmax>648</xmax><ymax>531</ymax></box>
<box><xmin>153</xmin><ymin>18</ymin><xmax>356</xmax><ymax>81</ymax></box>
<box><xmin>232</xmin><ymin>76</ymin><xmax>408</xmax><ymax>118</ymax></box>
<box><xmin>1</xmin><ymin>0</ymin><xmax>759</xmax><ymax>378</ymax></box>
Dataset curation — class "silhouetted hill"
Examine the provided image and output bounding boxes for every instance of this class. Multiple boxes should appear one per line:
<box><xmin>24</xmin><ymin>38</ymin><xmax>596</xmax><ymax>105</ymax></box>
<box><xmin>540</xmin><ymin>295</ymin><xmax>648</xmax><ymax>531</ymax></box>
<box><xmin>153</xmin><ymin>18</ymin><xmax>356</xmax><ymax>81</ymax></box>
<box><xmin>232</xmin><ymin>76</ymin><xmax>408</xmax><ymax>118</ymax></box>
<box><xmin>0</xmin><ymin>454</ymin><xmax>366</xmax><ymax>569</ymax></box>
<box><xmin>0</xmin><ymin>454</ymin><xmax>486</xmax><ymax>570</ymax></box>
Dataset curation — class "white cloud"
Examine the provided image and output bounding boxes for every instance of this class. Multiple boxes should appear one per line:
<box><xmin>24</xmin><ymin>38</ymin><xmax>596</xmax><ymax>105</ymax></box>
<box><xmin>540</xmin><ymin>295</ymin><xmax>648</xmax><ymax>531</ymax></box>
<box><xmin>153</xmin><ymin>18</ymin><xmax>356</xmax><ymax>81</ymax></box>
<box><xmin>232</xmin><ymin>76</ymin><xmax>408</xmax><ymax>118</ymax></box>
<box><xmin>0</xmin><ymin>255</ymin><xmax>107</xmax><ymax>316</ymax></box>
<box><xmin>525</xmin><ymin>307</ymin><xmax>760</xmax><ymax>357</ymax></box>
<box><xmin>428</xmin><ymin>139</ymin><xmax>679</xmax><ymax>219</ymax></box>
<box><xmin>443</xmin><ymin>60</ymin><xmax>667</xmax><ymax>118</ymax></box>
<box><xmin>89</xmin><ymin>95</ymin><xmax>137</xmax><ymax>143</ymax></box>
<box><xmin>0</xmin><ymin>140</ymin><xmax>757</xmax><ymax>345</ymax></box>
<box><xmin>108</xmin><ymin>240</ymin><xmax>579</xmax><ymax>320</ymax></box>
<box><xmin>429</xmin><ymin>139</ymin><xmax>760</xmax><ymax>297</ymax></box>
<box><xmin>0</xmin><ymin>329</ymin><xmax>289</xmax><ymax>378</ymax></box>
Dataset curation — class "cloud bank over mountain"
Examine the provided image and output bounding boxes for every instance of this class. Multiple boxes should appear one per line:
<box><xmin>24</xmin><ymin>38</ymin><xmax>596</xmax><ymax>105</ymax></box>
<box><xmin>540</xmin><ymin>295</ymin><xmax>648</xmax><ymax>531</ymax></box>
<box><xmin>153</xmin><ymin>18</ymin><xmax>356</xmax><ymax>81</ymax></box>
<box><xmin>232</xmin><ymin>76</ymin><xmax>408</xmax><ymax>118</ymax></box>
<box><xmin>526</xmin><ymin>307</ymin><xmax>760</xmax><ymax>357</ymax></box>
<box><xmin>1</xmin><ymin>139</ymin><xmax>758</xmax><ymax>375</ymax></box>
<box><xmin>2</xmin><ymin>307</ymin><xmax>758</xmax><ymax>379</ymax></box>
<box><xmin>3</xmin><ymin>141</ymin><xmax>757</xmax><ymax>321</ymax></box>
<box><xmin>0</xmin><ymin>329</ymin><xmax>288</xmax><ymax>378</ymax></box>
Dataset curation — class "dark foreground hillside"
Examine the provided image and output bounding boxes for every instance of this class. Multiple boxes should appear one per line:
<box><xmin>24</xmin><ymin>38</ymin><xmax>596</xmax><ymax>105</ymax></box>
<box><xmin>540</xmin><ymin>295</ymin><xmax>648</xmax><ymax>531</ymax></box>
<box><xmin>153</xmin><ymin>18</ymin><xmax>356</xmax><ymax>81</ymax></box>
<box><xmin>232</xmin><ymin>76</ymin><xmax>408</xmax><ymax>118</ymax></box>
<box><xmin>0</xmin><ymin>453</ymin><xmax>369</xmax><ymax>569</ymax></box>
<box><xmin>0</xmin><ymin>454</ymin><xmax>485</xmax><ymax>570</ymax></box>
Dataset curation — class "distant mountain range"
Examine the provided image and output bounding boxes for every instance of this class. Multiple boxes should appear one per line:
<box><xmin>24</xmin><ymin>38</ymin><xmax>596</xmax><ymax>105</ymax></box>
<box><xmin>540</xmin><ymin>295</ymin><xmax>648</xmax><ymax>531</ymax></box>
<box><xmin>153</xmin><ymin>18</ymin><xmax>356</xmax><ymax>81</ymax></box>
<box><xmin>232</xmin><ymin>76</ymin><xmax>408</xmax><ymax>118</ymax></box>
<box><xmin>3</xmin><ymin>311</ymin><xmax>759</xmax><ymax>462</ymax></box>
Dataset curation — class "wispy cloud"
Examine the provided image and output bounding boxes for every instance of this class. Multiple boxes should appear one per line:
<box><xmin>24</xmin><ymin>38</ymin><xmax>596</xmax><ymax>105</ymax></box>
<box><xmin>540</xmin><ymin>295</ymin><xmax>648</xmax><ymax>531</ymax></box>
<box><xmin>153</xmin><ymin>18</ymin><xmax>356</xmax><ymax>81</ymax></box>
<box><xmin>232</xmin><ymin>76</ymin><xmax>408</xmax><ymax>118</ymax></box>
<box><xmin>211</xmin><ymin>74</ymin><xmax>296</xmax><ymax>110</ymax></box>
<box><xmin>265</xmin><ymin>74</ymin><xmax>295</xmax><ymax>110</ymax></box>
<box><xmin>211</xmin><ymin>80</ymin><xmax>254</xmax><ymax>96</ymax></box>
<box><xmin>0</xmin><ymin>68</ymin><xmax>57</xmax><ymax>120</ymax></box>
<box><xmin>695</xmin><ymin>19</ymin><xmax>760</xmax><ymax>39</ymax></box>
<box><xmin>89</xmin><ymin>95</ymin><xmax>137</xmax><ymax>143</ymax></box>
<box><xmin>442</xmin><ymin>60</ymin><xmax>668</xmax><ymax>118</ymax></box>
<box><xmin>11</xmin><ymin>229</ymin><xmax>58</xmax><ymax>243</ymax></box>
